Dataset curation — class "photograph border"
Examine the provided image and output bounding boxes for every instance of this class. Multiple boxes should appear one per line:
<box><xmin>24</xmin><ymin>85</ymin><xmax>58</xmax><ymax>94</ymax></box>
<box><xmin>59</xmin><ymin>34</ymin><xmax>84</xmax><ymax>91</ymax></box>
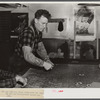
<box><xmin>0</xmin><ymin>0</ymin><xmax>100</xmax><ymax>99</ymax></box>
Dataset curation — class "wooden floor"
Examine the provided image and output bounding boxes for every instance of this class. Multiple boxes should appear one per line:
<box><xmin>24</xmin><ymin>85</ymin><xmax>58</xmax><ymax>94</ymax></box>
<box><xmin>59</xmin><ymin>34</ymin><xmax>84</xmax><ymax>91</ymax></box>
<box><xmin>16</xmin><ymin>63</ymin><xmax>100</xmax><ymax>88</ymax></box>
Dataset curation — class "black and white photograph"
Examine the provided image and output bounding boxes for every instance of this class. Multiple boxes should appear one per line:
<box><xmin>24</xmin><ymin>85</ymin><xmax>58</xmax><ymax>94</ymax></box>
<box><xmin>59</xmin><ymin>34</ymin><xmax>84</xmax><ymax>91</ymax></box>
<box><xmin>0</xmin><ymin>1</ymin><xmax>100</xmax><ymax>89</ymax></box>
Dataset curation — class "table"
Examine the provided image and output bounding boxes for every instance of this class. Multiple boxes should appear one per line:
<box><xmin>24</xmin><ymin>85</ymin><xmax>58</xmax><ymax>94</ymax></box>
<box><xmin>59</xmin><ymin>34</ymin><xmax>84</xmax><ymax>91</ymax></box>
<box><xmin>16</xmin><ymin>63</ymin><xmax>100</xmax><ymax>88</ymax></box>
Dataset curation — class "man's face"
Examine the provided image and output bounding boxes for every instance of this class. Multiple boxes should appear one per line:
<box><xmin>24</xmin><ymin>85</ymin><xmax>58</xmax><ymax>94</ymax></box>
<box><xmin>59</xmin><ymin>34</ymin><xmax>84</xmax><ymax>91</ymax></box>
<box><xmin>35</xmin><ymin>15</ymin><xmax>48</xmax><ymax>32</ymax></box>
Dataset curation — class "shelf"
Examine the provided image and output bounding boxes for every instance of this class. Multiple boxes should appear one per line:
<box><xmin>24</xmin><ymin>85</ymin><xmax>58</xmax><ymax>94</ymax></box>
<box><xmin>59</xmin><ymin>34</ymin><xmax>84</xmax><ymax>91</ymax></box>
<box><xmin>49</xmin><ymin>18</ymin><xmax>65</xmax><ymax>23</ymax></box>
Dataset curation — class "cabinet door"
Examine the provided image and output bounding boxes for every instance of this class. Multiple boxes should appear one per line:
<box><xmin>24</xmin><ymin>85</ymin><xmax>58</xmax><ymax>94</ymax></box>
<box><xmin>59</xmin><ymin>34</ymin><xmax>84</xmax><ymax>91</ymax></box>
<box><xmin>0</xmin><ymin>41</ymin><xmax>12</xmax><ymax>70</ymax></box>
<box><xmin>0</xmin><ymin>11</ymin><xmax>11</xmax><ymax>41</ymax></box>
<box><xmin>0</xmin><ymin>11</ymin><xmax>11</xmax><ymax>70</ymax></box>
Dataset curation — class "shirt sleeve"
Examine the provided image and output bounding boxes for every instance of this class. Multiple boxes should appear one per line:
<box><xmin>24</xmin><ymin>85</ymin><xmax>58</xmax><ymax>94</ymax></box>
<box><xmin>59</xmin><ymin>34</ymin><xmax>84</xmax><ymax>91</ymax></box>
<box><xmin>0</xmin><ymin>69</ymin><xmax>16</xmax><ymax>78</ymax></box>
<box><xmin>0</xmin><ymin>69</ymin><xmax>16</xmax><ymax>88</ymax></box>
<box><xmin>21</xmin><ymin>28</ymin><xmax>34</xmax><ymax>48</ymax></box>
<box><xmin>0</xmin><ymin>78</ymin><xmax>16</xmax><ymax>88</ymax></box>
<box><xmin>37</xmin><ymin>42</ymin><xmax>50</xmax><ymax>61</ymax></box>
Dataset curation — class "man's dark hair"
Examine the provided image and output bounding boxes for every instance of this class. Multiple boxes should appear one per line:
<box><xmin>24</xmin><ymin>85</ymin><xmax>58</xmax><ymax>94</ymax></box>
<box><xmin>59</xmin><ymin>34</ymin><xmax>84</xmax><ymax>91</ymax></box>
<box><xmin>35</xmin><ymin>9</ymin><xmax>51</xmax><ymax>20</ymax></box>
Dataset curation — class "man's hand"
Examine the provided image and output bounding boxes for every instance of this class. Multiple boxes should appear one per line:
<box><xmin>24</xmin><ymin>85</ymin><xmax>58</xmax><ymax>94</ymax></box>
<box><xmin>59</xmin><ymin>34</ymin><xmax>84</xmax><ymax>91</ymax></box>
<box><xmin>43</xmin><ymin>61</ymin><xmax>54</xmax><ymax>70</ymax></box>
<box><xmin>46</xmin><ymin>59</ymin><xmax>54</xmax><ymax>66</ymax></box>
<box><xmin>15</xmin><ymin>75</ymin><xmax>27</xmax><ymax>87</ymax></box>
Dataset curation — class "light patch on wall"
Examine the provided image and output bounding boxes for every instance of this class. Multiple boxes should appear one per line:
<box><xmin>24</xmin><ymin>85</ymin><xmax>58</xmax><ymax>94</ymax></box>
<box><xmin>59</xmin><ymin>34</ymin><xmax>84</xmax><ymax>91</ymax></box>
<box><xmin>43</xmin><ymin>20</ymin><xmax>67</xmax><ymax>39</ymax></box>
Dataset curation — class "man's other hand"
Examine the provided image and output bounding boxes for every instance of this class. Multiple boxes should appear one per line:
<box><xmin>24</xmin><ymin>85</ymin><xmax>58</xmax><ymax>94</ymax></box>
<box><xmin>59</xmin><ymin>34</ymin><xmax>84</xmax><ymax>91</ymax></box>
<box><xmin>43</xmin><ymin>61</ymin><xmax>53</xmax><ymax>70</ymax></box>
<box><xmin>46</xmin><ymin>59</ymin><xmax>54</xmax><ymax>66</ymax></box>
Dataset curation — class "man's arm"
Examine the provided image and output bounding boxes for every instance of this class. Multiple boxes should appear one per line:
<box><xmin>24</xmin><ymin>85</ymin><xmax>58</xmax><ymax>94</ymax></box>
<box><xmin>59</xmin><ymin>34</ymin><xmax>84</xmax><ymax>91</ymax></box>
<box><xmin>22</xmin><ymin>46</ymin><xmax>44</xmax><ymax>67</ymax></box>
<box><xmin>37</xmin><ymin>42</ymin><xmax>54</xmax><ymax>66</ymax></box>
<box><xmin>22</xmin><ymin>46</ymin><xmax>53</xmax><ymax>70</ymax></box>
<box><xmin>37</xmin><ymin>42</ymin><xmax>50</xmax><ymax>61</ymax></box>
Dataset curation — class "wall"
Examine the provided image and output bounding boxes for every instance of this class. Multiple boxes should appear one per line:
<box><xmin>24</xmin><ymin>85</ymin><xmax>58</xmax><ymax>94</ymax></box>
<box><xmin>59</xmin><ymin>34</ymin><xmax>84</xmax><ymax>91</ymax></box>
<box><xmin>96</xmin><ymin>7</ymin><xmax>100</xmax><ymax>38</ymax></box>
<box><xmin>27</xmin><ymin>2</ymin><xmax>100</xmax><ymax>39</ymax></box>
<box><xmin>1</xmin><ymin>2</ymin><xmax>100</xmax><ymax>39</ymax></box>
<box><xmin>28</xmin><ymin>3</ymin><xmax>75</xmax><ymax>39</ymax></box>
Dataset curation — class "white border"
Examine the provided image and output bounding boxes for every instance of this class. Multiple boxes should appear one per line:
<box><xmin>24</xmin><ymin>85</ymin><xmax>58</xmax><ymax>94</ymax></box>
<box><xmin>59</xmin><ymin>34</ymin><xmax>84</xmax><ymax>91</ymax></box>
<box><xmin>0</xmin><ymin>1</ymin><xmax>100</xmax><ymax>99</ymax></box>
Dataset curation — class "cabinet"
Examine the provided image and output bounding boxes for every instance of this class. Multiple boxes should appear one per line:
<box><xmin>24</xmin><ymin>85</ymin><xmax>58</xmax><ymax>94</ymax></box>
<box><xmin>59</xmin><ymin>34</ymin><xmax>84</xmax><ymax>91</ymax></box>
<box><xmin>73</xmin><ymin>21</ymin><xmax>99</xmax><ymax>60</ymax></box>
<box><xmin>0</xmin><ymin>11</ymin><xmax>11</xmax><ymax>69</ymax></box>
<box><xmin>0</xmin><ymin>11</ymin><xmax>11</xmax><ymax>41</ymax></box>
<box><xmin>0</xmin><ymin>11</ymin><xmax>28</xmax><ymax>69</ymax></box>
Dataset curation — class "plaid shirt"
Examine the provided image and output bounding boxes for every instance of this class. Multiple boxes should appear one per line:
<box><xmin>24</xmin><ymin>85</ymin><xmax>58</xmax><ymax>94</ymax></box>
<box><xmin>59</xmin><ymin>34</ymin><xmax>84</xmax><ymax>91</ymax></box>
<box><xmin>0</xmin><ymin>69</ymin><xmax>16</xmax><ymax>88</ymax></box>
<box><xmin>15</xmin><ymin>25</ymin><xmax>42</xmax><ymax>58</ymax></box>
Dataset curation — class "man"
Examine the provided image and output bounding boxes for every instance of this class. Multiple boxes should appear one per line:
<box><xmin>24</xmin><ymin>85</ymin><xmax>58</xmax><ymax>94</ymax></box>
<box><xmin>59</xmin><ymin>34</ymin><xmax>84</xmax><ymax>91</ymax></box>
<box><xmin>0</xmin><ymin>69</ymin><xmax>27</xmax><ymax>88</ymax></box>
<box><xmin>12</xmin><ymin>9</ymin><xmax>54</xmax><ymax>72</ymax></box>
